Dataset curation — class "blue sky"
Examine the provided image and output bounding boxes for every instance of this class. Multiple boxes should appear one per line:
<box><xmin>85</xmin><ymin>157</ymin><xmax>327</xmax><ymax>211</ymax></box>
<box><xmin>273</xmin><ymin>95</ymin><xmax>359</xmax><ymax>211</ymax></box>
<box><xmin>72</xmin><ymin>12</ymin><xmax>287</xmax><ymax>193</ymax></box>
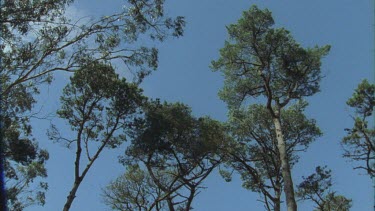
<box><xmin>28</xmin><ymin>1</ymin><xmax>373</xmax><ymax>210</ymax></box>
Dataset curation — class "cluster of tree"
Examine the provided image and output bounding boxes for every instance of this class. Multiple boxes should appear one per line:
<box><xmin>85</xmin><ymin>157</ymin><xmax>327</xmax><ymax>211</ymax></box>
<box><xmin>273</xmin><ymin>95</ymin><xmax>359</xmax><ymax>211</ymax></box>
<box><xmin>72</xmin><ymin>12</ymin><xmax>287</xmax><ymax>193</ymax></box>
<box><xmin>1</xmin><ymin>1</ymin><xmax>373</xmax><ymax>211</ymax></box>
<box><xmin>209</xmin><ymin>6</ymin><xmax>356</xmax><ymax>211</ymax></box>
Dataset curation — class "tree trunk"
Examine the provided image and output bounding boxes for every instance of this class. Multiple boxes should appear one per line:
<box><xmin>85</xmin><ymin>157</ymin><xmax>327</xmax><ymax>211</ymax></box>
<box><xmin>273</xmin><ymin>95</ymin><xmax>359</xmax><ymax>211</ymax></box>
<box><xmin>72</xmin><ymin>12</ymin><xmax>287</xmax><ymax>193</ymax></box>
<box><xmin>273</xmin><ymin>117</ymin><xmax>297</xmax><ymax>211</ymax></box>
<box><xmin>63</xmin><ymin>178</ymin><xmax>82</xmax><ymax>211</ymax></box>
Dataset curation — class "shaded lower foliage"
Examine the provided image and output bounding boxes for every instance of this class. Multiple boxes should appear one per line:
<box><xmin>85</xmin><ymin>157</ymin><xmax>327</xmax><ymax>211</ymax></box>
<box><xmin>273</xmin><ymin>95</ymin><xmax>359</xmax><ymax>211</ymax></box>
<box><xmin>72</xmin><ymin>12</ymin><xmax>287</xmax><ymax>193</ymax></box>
<box><xmin>1</xmin><ymin>80</ymin><xmax>49</xmax><ymax>210</ymax></box>
<box><xmin>108</xmin><ymin>100</ymin><xmax>227</xmax><ymax>211</ymax></box>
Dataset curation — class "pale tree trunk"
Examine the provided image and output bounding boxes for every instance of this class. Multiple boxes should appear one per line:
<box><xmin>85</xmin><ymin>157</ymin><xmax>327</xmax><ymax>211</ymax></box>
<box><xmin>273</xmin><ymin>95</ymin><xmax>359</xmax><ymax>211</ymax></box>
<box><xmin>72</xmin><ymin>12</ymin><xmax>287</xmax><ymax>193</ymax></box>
<box><xmin>273</xmin><ymin>116</ymin><xmax>297</xmax><ymax>211</ymax></box>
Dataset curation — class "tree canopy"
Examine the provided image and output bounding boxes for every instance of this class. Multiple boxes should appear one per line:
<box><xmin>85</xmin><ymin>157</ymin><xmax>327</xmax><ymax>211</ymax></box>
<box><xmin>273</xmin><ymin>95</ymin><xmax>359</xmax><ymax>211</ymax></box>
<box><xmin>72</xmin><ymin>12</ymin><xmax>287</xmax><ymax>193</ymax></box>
<box><xmin>211</xmin><ymin>6</ymin><xmax>330</xmax><ymax>111</ymax></box>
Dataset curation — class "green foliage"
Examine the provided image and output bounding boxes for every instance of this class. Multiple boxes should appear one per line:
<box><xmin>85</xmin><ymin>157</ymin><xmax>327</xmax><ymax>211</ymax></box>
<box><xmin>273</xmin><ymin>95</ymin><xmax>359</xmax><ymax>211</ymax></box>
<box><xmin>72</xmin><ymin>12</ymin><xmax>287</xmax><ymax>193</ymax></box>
<box><xmin>1</xmin><ymin>0</ymin><xmax>185</xmax><ymax>96</ymax></box>
<box><xmin>55</xmin><ymin>61</ymin><xmax>144</xmax><ymax>136</ymax></box>
<box><xmin>1</xmin><ymin>0</ymin><xmax>73</xmax><ymax>35</ymax></box>
<box><xmin>3</xmin><ymin>133</ymin><xmax>49</xmax><ymax>210</ymax></box>
<box><xmin>296</xmin><ymin>166</ymin><xmax>332</xmax><ymax>199</ymax></box>
<box><xmin>342</xmin><ymin>79</ymin><xmax>375</xmax><ymax>176</ymax></box>
<box><xmin>315</xmin><ymin>194</ymin><xmax>352</xmax><ymax>211</ymax></box>
<box><xmin>296</xmin><ymin>166</ymin><xmax>352</xmax><ymax>211</ymax></box>
<box><xmin>121</xmin><ymin>100</ymin><xmax>226</xmax><ymax>210</ymax></box>
<box><xmin>211</xmin><ymin>5</ymin><xmax>330</xmax><ymax>110</ymax></box>
<box><xmin>228</xmin><ymin>101</ymin><xmax>321</xmax><ymax>165</ymax></box>
<box><xmin>126</xmin><ymin>100</ymin><xmax>225</xmax><ymax>163</ymax></box>
<box><xmin>346</xmin><ymin>79</ymin><xmax>374</xmax><ymax>117</ymax></box>
<box><xmin>50</xmin><ymin>60</ymin><xmax>145</xmax><ymax>152</ymax></box>
<box><xmin>2</xmin><ymin>70</ymin><xmax>49</xmax><ymax>209</ymax></box>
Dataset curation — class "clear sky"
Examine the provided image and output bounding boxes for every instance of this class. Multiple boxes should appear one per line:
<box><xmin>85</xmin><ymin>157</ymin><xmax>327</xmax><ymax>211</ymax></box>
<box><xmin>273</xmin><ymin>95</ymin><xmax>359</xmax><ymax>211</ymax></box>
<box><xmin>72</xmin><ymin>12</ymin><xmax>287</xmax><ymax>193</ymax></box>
<box><xmin>27</xmin><ymin>1</ymin><xmax>374</xmax><ymax>210</ymax></box>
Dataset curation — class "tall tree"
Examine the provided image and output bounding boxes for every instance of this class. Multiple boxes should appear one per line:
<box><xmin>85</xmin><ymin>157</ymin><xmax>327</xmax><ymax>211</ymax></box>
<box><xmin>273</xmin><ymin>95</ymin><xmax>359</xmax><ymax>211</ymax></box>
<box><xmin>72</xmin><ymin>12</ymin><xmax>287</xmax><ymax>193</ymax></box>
<box><xmin>48</xmin><ymin>61</ymin><xmax>145</xmax><ymax>211</ymax></box>
<box><xmin>211</xmin><ymin>5</ymin><xmax>330</xmax><ymax>211</ymax></box>
<box><xmin>115</xmin><ymin>100</ymin><xmax>226</xmax><ymax>211</ymax></box>
<box><xmin>296</xmin><ymin>166</ymin><xmax>352</xmax><ymax>211</ymax></box>
<box><xmin>221</xmin><ymin>102</ymin><xmax>321</xmax><ymax>211</ymax></box>
<box><xmin>1</xmin><ymin>0</ymin><xmax>185</xmax><ymax>209</ymax></box>
<box><xmin>342</xmin><ymin>79</ymin><xmax>375</xmax><ymax>176</ymax></box>
<box><xmin>2</xmin><ymin>135</ymin><xmax>49</xmax><ymax>211</ymax></box>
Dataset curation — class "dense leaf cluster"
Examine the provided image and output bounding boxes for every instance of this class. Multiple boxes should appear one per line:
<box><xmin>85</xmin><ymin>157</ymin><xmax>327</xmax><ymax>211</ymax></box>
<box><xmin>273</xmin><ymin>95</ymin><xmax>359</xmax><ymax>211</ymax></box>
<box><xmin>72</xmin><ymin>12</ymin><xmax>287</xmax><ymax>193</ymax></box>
<box><xmin>211</xmin><ymin>6</ymin><xmax>330</xmax><ymax>111</ymax></box>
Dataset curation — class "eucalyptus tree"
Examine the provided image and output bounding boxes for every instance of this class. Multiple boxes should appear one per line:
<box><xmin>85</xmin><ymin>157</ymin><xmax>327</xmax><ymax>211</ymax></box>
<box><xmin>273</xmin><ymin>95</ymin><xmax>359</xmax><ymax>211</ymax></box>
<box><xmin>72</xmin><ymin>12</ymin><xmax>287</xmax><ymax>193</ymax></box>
<box><xmin>342</xmin><ymin>79</ymin><xmax>375</xmax><ymax>176</ymax></box>
<box><xmin>113</xmin><ymin>100</ymin><xmax>226</xmax><ymax>211</ymax></box>
<box><xmin>221</xmin><ymin>102</ymin><xmax>321</xmax><ymax>211</ymax></box>
<box><xmin>211</xmin><ymin>5</ymin><xmax>330</xmax><ymax>211</ymax></box>
<box><xmin>1</xmin><ymin>0</ymin><xmax>184</xmax><ymax>209</ymax></box>
<box><xmin>296</xmin><ymin>166</ymin><xmax>352</xmax><ymax>211</ymax></box>
<box><xmin>48</xmin><ymin>61</ymin><xmax>145</xmax><ymax>211</ymax></box>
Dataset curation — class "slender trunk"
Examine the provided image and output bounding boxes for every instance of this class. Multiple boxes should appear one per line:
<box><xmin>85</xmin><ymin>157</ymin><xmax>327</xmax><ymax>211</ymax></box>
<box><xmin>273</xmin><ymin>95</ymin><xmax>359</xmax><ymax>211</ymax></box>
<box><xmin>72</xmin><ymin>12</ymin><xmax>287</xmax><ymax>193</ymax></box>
<box><xmin>63</xmin><ymin>139</ymin><xmax>113</xmax><ymax>211</ymax></box>
<box><xmin>63</xmin><ymin>115</ymin><xmax>120</xmax><ymax>211</ymax></box>
<box><xmin>273</xmin><ymin>117</ymin><xmax>297</xmax><ymax>211</ymax></box>
<box><xmin>63</xmin><ymin>177</ymin><xmax>82</xmax><ymax>211</ymax></box>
